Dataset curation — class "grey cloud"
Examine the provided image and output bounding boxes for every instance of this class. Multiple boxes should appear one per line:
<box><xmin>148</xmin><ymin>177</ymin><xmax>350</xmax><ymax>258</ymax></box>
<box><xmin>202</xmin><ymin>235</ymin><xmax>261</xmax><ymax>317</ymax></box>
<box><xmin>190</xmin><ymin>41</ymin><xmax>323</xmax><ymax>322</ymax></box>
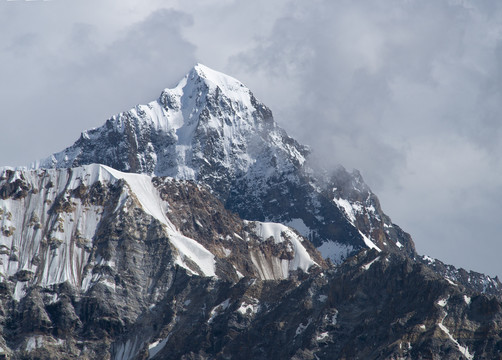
<box><xmin>2</xmin><ymin>0</ymin><xmax>502</xmax><ymax>277</ymax></box>
<box><xmin>0</xmin><ymin>6</ymin><xmax>196</xmax><ymax>167</ymax></box>
<box><xmin>233</xmin><ymin>0</ymin><xmax>502</xmax><ymax>276</ymax></box>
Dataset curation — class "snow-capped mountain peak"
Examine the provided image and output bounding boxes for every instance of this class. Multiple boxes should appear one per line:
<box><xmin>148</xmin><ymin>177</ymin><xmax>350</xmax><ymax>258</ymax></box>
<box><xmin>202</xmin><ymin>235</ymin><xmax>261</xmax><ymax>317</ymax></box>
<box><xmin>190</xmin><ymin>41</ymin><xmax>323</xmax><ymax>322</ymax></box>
<box><xmin>185</xmin><ymin>63</ymin><xmax>253</xmax><ymax>103</ymax></box>
<box><xmin>33</xmin><ymin>64</ymin><xmax>305</xmax><ymax>194</ymax></box>
<box><xmin>5</xmin><ymin>64</ymin><xmax>502</xmax><ymax>360</ymax></box>
<box><xmin>33</xmin><ymin>64</ymin><xmax>414</xmax><ymax>263</ymax></box>
<box><xmin>155</xmin><ymin>63</ymin><xmax>256</xmax><ymax>129</ymax></box>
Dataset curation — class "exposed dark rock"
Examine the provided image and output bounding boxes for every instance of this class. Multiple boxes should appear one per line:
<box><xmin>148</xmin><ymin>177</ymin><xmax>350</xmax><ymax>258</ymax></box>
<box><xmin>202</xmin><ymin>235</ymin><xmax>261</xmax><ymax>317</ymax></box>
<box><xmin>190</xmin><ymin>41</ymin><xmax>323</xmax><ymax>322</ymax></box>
<box><xmin>1</xmin><ymin>65</ymin><xmax>500</xmax><ymax>359</ymax></box>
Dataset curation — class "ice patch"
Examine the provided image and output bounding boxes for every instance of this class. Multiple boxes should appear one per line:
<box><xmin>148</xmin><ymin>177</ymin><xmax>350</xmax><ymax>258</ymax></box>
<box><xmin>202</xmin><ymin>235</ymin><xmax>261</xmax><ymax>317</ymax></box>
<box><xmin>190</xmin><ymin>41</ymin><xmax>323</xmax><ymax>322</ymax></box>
<box><xmin>284</xmin><ymin>218</ymin><xmax>310</xmax><ymax>238</ymax></box>
<box><xmin>295</xmin><ymin>318</ymin><xmax>312</xmax><ymax>337</ymax></box>
<box><xmin>333</xmin><ymin>198</ymin><xmax>356</xmax><ymax>223</ymax></box>
<box><xmin>316</xmin><ymin>332</ymin><xmax>329</xmax><ymax>341</ymax></box>
<box><xmin>318</xmin><ymin>295</ymin><xmax>328</xmax><ymax>302</ymax></box>
<box><xmin>208</xmin><ymin>298</ymin><xmax>231</xmax><ymax>323</ymax></box>
<box><xmin>331</xmin><ymin>312</ymin><xmax>338</xmax><ymax>325</ymax></box>
<box><xmin>148</xmin><ymin>336</ymin><xmax>170</xmax><ymax>359</ymax></box>
<box><xmin>317</xmin><ymin>241</ymin><xmax>353</xmax><ymax>264</ymax></box>
<box><xmin>362</xmin><ymin>256</ymin><xmax>380</xmax><ymax>270</ymax></box>
<box><xmin>359</xmin><ymin>231</ymin><xmax>381</xmax><ymax>252</ymax></box>
<box><xmin>438</xmin><ymin>311</ymin><xmax>474</xmax><ymax>360</ymax></box>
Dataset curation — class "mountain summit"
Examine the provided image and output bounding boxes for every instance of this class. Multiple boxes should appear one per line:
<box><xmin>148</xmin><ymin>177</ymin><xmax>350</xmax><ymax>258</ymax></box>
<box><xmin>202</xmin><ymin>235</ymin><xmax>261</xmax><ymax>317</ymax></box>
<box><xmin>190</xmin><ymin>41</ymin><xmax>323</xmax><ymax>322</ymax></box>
<box><xmin>33</xmin><ymin>64</ymin><xmax>415</xmax><ymax>262</ymax></box>
<box><xmin>1</xmin><ymin>64</ymin><xmax>502</xmax><ymax>359</ymax></box>
<box><xmin>34</xmin><ymin>63</ymin><xmax>289</xmax><ymax>180</ymax></box>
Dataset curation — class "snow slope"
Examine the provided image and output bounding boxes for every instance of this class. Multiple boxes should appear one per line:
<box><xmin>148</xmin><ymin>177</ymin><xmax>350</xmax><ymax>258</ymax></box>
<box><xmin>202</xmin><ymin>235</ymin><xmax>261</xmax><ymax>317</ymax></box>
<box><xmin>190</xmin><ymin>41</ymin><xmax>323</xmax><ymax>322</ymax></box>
<box><xmin>31</xmin><ymin>64</ymin><xmax>416</xmax><ymax>263</ymax></box>
<box><xmin>0</xmin><ymin>164</ymin><xmax>319</xmax><ymax>300</ymax></box>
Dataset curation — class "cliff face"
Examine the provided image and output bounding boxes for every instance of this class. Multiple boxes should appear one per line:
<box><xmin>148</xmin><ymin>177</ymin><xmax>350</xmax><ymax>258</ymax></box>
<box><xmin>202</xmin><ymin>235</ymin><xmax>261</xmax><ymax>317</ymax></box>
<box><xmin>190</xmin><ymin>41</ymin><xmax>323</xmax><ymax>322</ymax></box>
<box><xmin>132</xmin><ymin>250</ymin><xmax>501</xmax><ymax>360</ymax></box>
<box><xmin>3</xmin><ymin>243</ymin><xmax>502</xmax><ymax>359</ymax></box>
<box><xmin>0</xmin><ymin>164</ymin><xmax>326</xmax><ymax>359</ymax></box>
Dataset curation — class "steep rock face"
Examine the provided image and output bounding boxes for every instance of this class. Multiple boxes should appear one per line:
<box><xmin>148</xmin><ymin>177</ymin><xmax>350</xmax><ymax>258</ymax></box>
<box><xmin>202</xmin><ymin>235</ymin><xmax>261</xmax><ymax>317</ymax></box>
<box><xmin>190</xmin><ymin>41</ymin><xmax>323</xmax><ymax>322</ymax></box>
<box><xmin>418</xmin><ymin>254</ymin><xmax>502</xmax><ymax>297</ymax></box>
<box><xmin>33</xmin><ymin>64</ymin><xmax>415</xmax><ymax>262</ymax></box>
<box><xmin>0</xmin><ymin>165</ymin><xmax>322</xmax><ymax>287</ymax></box>
<box><xmin>6</xmin><ymin>245</ymin><xmax>501</xmax><ymax>359</ymax></box>
<box><xmin>0</xmin><ymin>164</ymin><xmax>325</xmax><ymax>358</ymax></box>
<box><xmin>111</xmin><ymin>251</ymin><xmax>502</xmax><ymax>360</ymax></box>
<box><xmin>11</xmin><ymin>63</ymin><xmax>502</xmax><ymax>359</ymax></box>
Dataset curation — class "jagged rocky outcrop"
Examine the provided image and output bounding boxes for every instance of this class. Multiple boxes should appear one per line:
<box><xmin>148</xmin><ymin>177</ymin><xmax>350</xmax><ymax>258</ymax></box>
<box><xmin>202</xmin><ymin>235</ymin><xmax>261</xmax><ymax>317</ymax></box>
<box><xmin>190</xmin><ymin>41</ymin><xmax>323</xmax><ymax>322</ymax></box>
<box><xmin>33</xmin><ymin>64</ymin><xmax>415</xmax><ymax>263</ymax></box>
<box><xmin>4</xmin><ymin>246</ymin><xmax>502</xmax><ymax>359</ymax></box>
<box><xmin>418</xmin><ymin>254</ymin><xmax>502</xmax><ymax>297</ymax></box>
<box><xmin>130</xmin><ymin>250</ymin><xmax>502</xmax><ymax>360</ymax></box>
<box><xmin>1</xmin><ymin>64</ymin><xmax>500</xmax><ymax>359</ymax></box>
<box><xmin>0</xmin><ymin>164</ymin><xmax>325</xmax><ymax>358</ymax></box>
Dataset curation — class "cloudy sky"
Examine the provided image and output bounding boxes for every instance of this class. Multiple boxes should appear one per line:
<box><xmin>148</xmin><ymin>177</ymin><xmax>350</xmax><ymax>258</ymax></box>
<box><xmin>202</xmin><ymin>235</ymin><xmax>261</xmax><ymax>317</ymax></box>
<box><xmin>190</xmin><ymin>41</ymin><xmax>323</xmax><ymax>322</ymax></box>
<box><xmin>2</xmin><ymin>0</ymin><xmax>502</xmax><ymax>277</ymax></box>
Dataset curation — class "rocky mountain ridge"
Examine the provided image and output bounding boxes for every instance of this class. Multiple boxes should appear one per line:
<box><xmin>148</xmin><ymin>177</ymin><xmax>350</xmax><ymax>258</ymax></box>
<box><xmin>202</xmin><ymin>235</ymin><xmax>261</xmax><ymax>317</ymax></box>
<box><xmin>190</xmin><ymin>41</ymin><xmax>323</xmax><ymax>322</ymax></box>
<box><xmin>0</xmin><ymin>163</ymin><xmax>325</xmax><ymax>358</ymax></box>
<box><xmin>32</xmin><ymin>64</ymin><xmax>415</xmax><ymax>264</ymax></box>
<box><xmin>0</xmin><ymin>64</ymin><xmax>500</xmax><ymax>359</ymax></box>
<box><xmin>31</xmin><ymin>64</ymin><xmax>499</xmax><ymax>296</ymax></box>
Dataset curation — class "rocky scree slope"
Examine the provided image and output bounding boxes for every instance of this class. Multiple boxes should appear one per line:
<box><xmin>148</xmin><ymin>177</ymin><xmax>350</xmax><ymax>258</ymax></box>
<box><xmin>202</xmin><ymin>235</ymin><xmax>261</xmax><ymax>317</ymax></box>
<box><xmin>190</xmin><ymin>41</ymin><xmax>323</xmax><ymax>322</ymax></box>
<box><xmin>33</xmin><ymin>64</ymin><xmax>415</xmax><ymax>263</ymax></box>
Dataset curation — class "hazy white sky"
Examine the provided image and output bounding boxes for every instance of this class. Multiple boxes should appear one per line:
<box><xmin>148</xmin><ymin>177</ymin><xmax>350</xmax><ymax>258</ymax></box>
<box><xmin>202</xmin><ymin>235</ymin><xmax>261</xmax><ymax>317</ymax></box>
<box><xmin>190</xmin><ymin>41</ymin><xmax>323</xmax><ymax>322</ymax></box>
<box><xmin>2</xmin><ymin>0</ymin><xmax>502</xmax><ymax>277</ymax></box>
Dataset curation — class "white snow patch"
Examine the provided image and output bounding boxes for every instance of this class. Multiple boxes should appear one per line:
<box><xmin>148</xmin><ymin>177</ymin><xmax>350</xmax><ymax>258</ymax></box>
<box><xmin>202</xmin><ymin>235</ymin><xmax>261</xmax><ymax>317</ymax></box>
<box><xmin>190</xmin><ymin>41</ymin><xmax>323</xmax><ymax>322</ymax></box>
<box><xmin>317</xmin><ymin>241</ymin><xmax>353</xmax><ymax>264</ymax></box>
<box><xmin>100</xmin><ymin>278</ymin><xmax>116</xmax><ymax>291</ymax></box>
<box><xmin>316</xmin><ymin>332</ymin><xmax>329</xmax><ymax>341</ymax></box>
<box><xmin>46</xmin><ymin>292</ymin><xmax>59</xmax><ymax>305</ymax></box>
<box><xmin>235</xmin><ymin>269</ymin><xmax>244</xmax><ymax>279</ymax></box>
<box><xmin>295</xmin><ymin>318</ymin><xmax>312</xmax><ymax>337</ymax></box>
<box><xmin>438</xmin><ymin>311</ymin><xmax>474</xmax><ymax>360</ymax></box>
<box><xmin>437</xmin><ymin>298</ymin><xmax>448</xmax><ymax>307</ymax></box>
<box><xmin>333</xmin><ymin>198</ymin><xmax>356</xmax><ymax>223</ymax></box>
<box><xmin>13</xmin><ymin>282</ymin><xmax>28</xmax><ymax>302</ymax></box>
<box><xmin>248</xmin><ymin>221</ymin><xmax>316</xmax><ymax>278</ymax></box>
<box><xmin>237</xmin><ymin>300</ymin><xmax>260</xmax><ymax>316</ymax></box>
<box><xmin>284</xmin><ymin>218</ymin><xmax>310</xmax><ymax>238</ymax></box>
<box><xmin>362</xmin><ymin>256</ymin><xmax>380</xmax><ymax>270</ymax></box>
<box><xmin>318</xmin><ymin>295</ymin><xmax>328</xmax><ymax>303</ymax></box>
<box><xmin>25</xmin><ymin>336</ymin><xmax>44</xmax><ymax>352</ymax></box>
<box><xmin>208</xmin><ymin>298</ymin><xmax>231</xmax><ymax>323</ymax></box>
<box><xmin>464</xmin><ymin>295</ymin><xmax>471</xmax><ymax>305</ymax></box>
<box><xmin>359</xmin><ymin>231</ymin><xmax>381</xmax><ymax>252</ymax></box>
<box><xmin>148</xmin><ymin>336</ymin><xmax>170</xmax><ymax>359</ymax></box>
